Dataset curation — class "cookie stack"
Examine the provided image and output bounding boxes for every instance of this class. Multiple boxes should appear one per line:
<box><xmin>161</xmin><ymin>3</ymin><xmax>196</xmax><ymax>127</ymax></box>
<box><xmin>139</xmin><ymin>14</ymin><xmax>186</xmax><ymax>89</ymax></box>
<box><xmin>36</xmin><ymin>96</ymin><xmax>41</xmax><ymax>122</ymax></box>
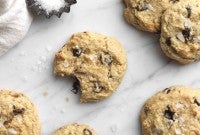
<box><xmin>124</xmin><ymin>0</ymin><xmax>200</xmax><ymax>64</ymax></box>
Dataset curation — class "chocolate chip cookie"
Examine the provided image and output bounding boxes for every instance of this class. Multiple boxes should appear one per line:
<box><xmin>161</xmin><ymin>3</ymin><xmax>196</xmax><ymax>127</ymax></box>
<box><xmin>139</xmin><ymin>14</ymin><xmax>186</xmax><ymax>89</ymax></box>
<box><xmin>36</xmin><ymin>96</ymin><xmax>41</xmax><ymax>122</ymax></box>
<box><xmin>54</xmin><ymin>123</ymin><xmax>98</xmax><ymax>135</ymax></box>
<box><xmin>123</xmin><ymin>0</ymin><xmax>183</xmax><ymax>32</ymax></box>
<box><xmin>160</xmin><ymin>0</ymin><xmax>200</xmax><ymax>64</ymax></box>
<box><xmin>54</xmin><ymin>32</ymin><xmax>127</xmax><ymax>103</ymax></box>
<box><xmin>0</xmin><ymin>89</ymin><xmax>40</xmax><ymax>135</ymax></box>
<box><xmin>141</xmin><ymin>85</ymin><xmax>200</xmax><ymax>135</ymax></box>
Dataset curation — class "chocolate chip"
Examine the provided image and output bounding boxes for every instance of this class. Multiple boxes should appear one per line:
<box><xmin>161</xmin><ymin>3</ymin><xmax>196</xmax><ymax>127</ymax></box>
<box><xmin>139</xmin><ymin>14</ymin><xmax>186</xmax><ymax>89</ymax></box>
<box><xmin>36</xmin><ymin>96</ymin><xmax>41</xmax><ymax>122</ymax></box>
<box><xmin>72</xmin><ymin>48</ymin><xmax>83</xmax><ymax>57</ymax></box>
<box><xmin>136</xmin><ymin>5</ymin><xmax>148</xmax><ymax>11</ymax></box>
<box><xmin>163</xmin><ymin>88</ymin><xmax>171</xmax><ymax>94</ymax></box>
<box><xmin>13</xmin><ymin>105</ymin><xmax>25</xmax><ymax>115</ymax></box>
<box><xmin>182</xmin><ymin>28</ymin><xmax>190</xmax><ymax>43</ymax></box>
<box><xmin>166</xmin><ymin>37</ymin><xmax>172</xmax><ymax>46</ymax></box>
<box><xmin>164</xmin><ymin>106</ymin><xmax>175</xmax><ymax>121</ymax></box>
<box><xmin>144</xmin><ymin>106</ymin><xmax>149</xmax><ymax>115</ymax></box>
<box><xmin>100</xmin><ymin>53</ymin><xmax>113</xmax><ymax>65</ymax></box>
<box><xmin>170</xmin><ymin>0</ymin><xmax>179</xmax><ymax>3</ymax></box>
<box><xmin>71</xmin><ymin>80</ymin><xmax>80</xmax><ymax>94</ymax></box>
<box><xmin>194</xmin><ymin>98</ymin><xmax>200</xmax><ymax>106</ymax></box>
<box><xmin>93</xmin><ymin>82</ymin><xmax>103</xmax><ymax>93</ymax></box>
<box><xmin>83</xmin><ymin>129</ymin><xmax>92</xmax><ymax>135</ymax></box>
<box><xmin>3</xmin><ymin>120</ymin><xmax>9</xmax><ymax>125</ymax></box>
<box><xmin>186</xmin><ymin>7</ymin><xmax>192</xmax><ymax>18</ymax></box>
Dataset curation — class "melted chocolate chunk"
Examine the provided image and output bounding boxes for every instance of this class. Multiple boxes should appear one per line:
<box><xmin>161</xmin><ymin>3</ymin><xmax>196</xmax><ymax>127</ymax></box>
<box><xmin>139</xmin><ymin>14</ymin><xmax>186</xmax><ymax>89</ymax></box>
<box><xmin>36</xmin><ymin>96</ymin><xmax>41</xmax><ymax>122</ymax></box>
<box><xmin>13</xmin><ymin>105</ymin><xmax>25</xmax><ymax>115</ymax></box>
<box><xmin>144</xmin><ymin>106</ymin><xmax>149</xmax><ymax>115</ymax></box>
<box><xmin>3</xmin><ymin>120</ymin><xmax>10</xmax><ymax>125</ymax></box>
<box><xmin>186</xmin><ymin>7</ymin><xmax>192</xmax><ymax>18</ymax></box>
<box><xmin>71</xmin><ymin>80</ymin><xmax>80</xmax><ymax>94</ymax></box>
<box><xmin>136</xmin><ymin>5</ymin><xmax>148</xmax><ymax>11</ymax></box>
<box><xmin>163</xmin><ymin>88</ymin><xmax>171</xmax><ymax>94</ymax></box>
<box><xmin>182</xmin><ymin>28</ymin><xmax>190</xmax><ymax>43</ymax></box>
<box><xmin>72</xmin><ymin>48</ymin><xmax>83</xmax><ymax>57</ymax></box>
<box><xmin>166</xmin><ymin>37</ymin><xmax>172</xmax><ymax>46</ymax></box>
<box><xmin>194</xmin><ymin>98</ymin><xmax>200</xmax><ymax>106</ymax></box>
<box><xmin>170</xmin><ymin>0</ymin><xmax>179</xmax><ymax>3</ymax></box>
<box><xmin>83</xmin><ymin>129</ymin><xmax>92</xmax><ymax>135</ymax></box>
<box><xmin>164</xmin><ymin>106</ymin><xmax>175</xmax><ymax>121</ymax></box>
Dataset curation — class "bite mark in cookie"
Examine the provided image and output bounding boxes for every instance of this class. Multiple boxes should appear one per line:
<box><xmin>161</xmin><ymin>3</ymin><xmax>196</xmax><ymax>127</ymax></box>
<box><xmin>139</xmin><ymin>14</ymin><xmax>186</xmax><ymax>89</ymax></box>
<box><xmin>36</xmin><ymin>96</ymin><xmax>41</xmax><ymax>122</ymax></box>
<box><xmin>54</xmin><ymin>32</ymin><xmax>127</xmax><ymax>102</ymax></box>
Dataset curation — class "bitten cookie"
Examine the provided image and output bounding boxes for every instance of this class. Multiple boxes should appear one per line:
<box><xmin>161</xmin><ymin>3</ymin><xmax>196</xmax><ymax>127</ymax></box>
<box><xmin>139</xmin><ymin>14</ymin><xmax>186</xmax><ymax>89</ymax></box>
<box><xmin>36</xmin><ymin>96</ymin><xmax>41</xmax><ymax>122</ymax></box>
<box><xmin>53</xmin><ymin>123</ymin><xmax>98</xmax><ymax>135</ymax></box>
<box><xmin>54</xmin><ymin>32</ymin><xmax>127</xmax><ymax>103</ymax></box>
<box><xmin>123</xmin><ymin>0</ymin><xmax>183</xmax><ymax>33</ymax></box>
<box><xmin>0</xmin><ymin>90</ymin><xmax>40</xmax><ymax>135</ymax></box>
<box><xmin>140</xmin><ymin>85</ymin><xmax>200</xmax><ymax>135</ymax></box>
<box><xmin>160</xmin><ymin>0</ymin><xmax>200</xmax><ymax>64</ymax></box>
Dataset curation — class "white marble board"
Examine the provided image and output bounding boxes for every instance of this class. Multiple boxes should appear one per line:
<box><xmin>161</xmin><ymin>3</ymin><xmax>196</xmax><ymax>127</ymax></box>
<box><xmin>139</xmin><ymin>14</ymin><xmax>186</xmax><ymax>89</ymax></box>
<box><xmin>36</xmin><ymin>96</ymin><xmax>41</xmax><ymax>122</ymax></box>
<box><xmin>1</xmin><ymin>0</ymin><xmax>200</xmax><ymax>134</ymax></box>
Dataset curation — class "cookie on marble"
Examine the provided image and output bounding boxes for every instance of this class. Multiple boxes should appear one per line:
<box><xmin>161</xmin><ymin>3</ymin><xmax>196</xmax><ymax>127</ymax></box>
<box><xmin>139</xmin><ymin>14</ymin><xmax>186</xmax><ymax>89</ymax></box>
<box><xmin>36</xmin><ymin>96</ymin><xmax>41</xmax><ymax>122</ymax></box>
<box><xmin>54</xmin><ymin>32</ymin><xmax>127</xmax><ymax>103</ymax></box>
<box><xmin>0</xmin><ymin>89</ymin><xmax>41</xmax><ymax>135</ymax></box>
<box><xmin>53</xmin><ymin>123</ymin><xmax>98</xmax><ymax>135</ymax></box>
<box><xmin>123</xmin><ymin>0</ymin><xmax>184</xmax><ymax>33</ymax></box>
<box><xmin>160</xmin><ymin>0</ymin><xmax>200</xmax><ymax>64</ymax></box>
<box><xmin>140</xmin><ymin>85</ymin><xmax>200</xmax><ymax>135</ymax></box>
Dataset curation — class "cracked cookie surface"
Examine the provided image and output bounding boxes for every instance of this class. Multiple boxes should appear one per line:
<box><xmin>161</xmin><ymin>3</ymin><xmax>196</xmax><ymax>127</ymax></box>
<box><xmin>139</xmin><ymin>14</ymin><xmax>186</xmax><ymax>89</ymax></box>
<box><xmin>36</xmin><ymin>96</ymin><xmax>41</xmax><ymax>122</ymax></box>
<box><xmin>141</xmin><ymin>85</ymin><xmax>200</xmax><ymax>135</ymax></box>
<box><xmin>0</xmin><ymin>90</ymin><xmax>40</xmax><ymax>135</ymax></box>
<box><xmin>123</xmin><ymin>0</ymin><xmax>184</xmax><ymax>32</ymax></box>
<box><xmin>160</xmin><ymin>0</ymin><xmax>200</xmax><ymax>64</ymax></box>
<box><xmin>54</xmin><ymin>32</ymin><xmax>127</xmax><ymax>103</ymax></box>
<box><xmin>54</xmin><ymin>123</ymin><xmax>98</xmax><ymax>135</ymax></box>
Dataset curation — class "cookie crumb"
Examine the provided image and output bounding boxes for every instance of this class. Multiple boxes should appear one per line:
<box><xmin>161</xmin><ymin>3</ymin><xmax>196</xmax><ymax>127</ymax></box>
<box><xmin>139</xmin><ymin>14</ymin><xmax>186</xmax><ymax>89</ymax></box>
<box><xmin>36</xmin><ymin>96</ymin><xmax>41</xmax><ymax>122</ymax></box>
<box><xmin>65</xmin><ymin>97</ymin><xmax>69</xmax><ymax>102</ymax></box>
<box><xmin>43</xmin><ymin>91</ymin><xmax>48</xmax><ymax>97</ymax></box>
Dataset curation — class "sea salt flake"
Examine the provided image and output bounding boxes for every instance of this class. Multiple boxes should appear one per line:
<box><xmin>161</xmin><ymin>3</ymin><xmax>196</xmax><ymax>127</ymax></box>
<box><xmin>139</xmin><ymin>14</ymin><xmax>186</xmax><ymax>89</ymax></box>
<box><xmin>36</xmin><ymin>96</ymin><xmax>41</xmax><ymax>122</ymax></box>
<box><xmin>184</xmin><ymin>21</ymin><xmax>191</xmax><ymax>28</ymax></box>
<box><xmin>19</xmin><ymin>51</ymin><xmax>26</xmax><ymax>56</ymax></box>
<box><xmin>155</xmin><ymin>127</ymin><xmax>163</xmax><ymax>134</ymax></box>
<box><xmin>175</xmin><ymin>128</ymin><xmax>182</xmax><ymax>135</ymax></box>
<box><xmin>166</xmin><ymin>120</ymin><xmax>173</xmax><ymax>129</ymax></box>
<box><xmin>36</xmin><ymin>0</ymin><xmax>66</xmax><ymax>13</ymax></box>
<box><xmin>62</xmin><ymin>61</ymin><xmax>69</xmax><ymax>68</ymax></box>
<box><xmin>46</xmin><ymin>46</ymin><xmax>52</xmax><ymax>52</ymax></box>
<box><xmin>193</xmin><ymin>36</ymin><xmax>200</xmax><ymax>43</ymax></box>
<box><xmin>0</xmin><ymin>121</ymin><xmax>3</xmax><ymax>127</ymax></box>
<box><xmin>145</xmin><ymin>4</ymin><xmax>154</xmax><ymax>11</ymax></box>
<box><xmin>178</xmin><ymin>117</ymin><xmax>185</xmax><ymax>124</ymax></box>
<box><xmin>61</xmin><ymin>109</ymin><xmax>66</xmax><ymax>113</ymax></box>
<box><xmin>40</xmin><ymin>56</ymin><xmax>47</xmax><ymax>62</ymax></box>
<box><xmin>110</xmin><ymin>125</ymin><xmax>118</xmax><ymax>133</ymax></box>
<box><xmin>176</xmin><ymin>32</ymin><xmax>185</xmax><ymax>42</ymax></box>
<box><xmin>8</xmin><ymin>128</ymin><xmax>17</xmax><ymax>135</ymax></box>
<box><xmin>175</xmin><ymin>103</ymin><xmax>184</xmax><ymax>109</ymax></box>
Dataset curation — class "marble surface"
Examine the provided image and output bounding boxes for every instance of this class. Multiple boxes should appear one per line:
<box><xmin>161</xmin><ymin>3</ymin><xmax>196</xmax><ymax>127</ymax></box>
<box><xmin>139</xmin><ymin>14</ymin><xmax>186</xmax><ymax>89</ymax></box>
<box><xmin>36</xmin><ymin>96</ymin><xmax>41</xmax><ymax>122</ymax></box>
<box><xmin>1</xmin><ymin>0</ymin><xmax>200</xmax><ymax>134</ymax></box>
